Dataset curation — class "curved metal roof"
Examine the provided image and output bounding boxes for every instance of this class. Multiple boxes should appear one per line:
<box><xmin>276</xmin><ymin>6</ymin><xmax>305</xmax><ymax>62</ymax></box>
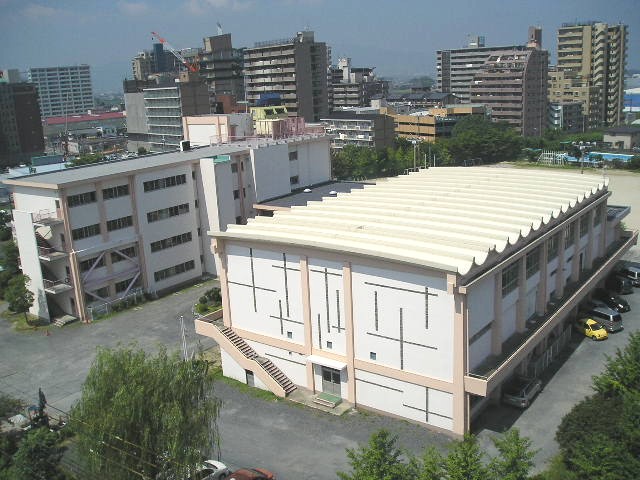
<box><xmin>217</xmin><ymin>167</ymin><xmax>608</xmax><ymax>275</ymax></box>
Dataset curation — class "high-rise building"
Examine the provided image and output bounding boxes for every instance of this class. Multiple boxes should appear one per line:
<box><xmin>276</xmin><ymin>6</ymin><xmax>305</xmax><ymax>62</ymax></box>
<box><xmin>551</xmin><ymin>22</ymin><xmax>627</xmax><ymax>128</ymax></box>
<box><xmin>329</xmin><ymin>58</ymin><xmax>389</xmax><ymax>110</ymax></box>
<box><xmin>131</xmin><ymin>44</ymin><xmax>181</xmax><ymax>81</ymax></box>
<box><xmin>244</xmin><ymin>31</ymin><xmax>329</xmax><ymax>122</ymax></box>
<box><xmin>0</xmin><ymin>82</ymin><xmax>44</xmax><ymax>166</ymax></box>
<box><xmin>199</xmin><ymin>33</ymin><xmax>244</xmax><ymax>100</ymax></box>
<box><xmin>469</xmin><ymin>46</ymin><xmax>549</xmax><ymax>136</ymax></box>
<box><xmin>27</xmin><ymin>65</ymin><xmax>94</xmax><ymax>119</ymax></box>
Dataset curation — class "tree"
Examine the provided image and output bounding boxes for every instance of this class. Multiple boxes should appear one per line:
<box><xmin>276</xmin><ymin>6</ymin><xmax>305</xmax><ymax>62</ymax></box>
<box><xmin>8</xmin><ymin>428</ymin><xmax>64</xmax><ymax>480</ymax></box>
<box><xmin>417</xmin><ymin>446</ymin><xmax>444</xmax><ymax>480</ymax></box>
<box><xmin>444</xmin><ymin>434</ymin><xmax>488</xmax><ymax>480</ymax></box>
<box><xmin>4</xmin><ymin>275</ymin><xmax>34</xmax><ymax>323</ymax></box>
<box><xmin>71</xmin><ymin>345</ymin><xmax>221</xmax><ymax>480</ymax></box>
<box><xmin>0</xmin><ymin>210</ymin><xmax>11</xmax><ymax>241</ymax></box>
<box><xmin>337</xmin><ymin>429</ymin><xmax>414</xmax><ymax>480</ymax></box>
<box><xmin>0</xmin><ymin>240</ymin><xmax>20</xmax><ymax>274</ymax></box>
<box><xmin>489</xmin><ymin>428</ymin><xmax>536</xmax><ymax>480</ymax></box>
<box><xmin>592</xmin><ymin>330</ymin><xmax>640</xmax><ymax>397</ymax></box>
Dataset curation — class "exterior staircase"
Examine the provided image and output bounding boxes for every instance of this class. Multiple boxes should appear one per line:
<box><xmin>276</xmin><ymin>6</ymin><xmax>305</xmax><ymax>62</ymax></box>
<box><xmin>218</xmin><ymin>325</ymin><xmax>297</xmax><ymax>396</ymax></box>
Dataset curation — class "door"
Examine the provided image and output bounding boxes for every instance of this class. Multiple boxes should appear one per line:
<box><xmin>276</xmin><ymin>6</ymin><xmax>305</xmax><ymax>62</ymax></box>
<box><xmin>321</xmin><ymin>367</ymin><xmax>341</xmax><ymax>397</ymax></box>
<box><xmin>245</xmin><ymin>370</ymin><xmax>255</xmax><ymax>387</ymax></box>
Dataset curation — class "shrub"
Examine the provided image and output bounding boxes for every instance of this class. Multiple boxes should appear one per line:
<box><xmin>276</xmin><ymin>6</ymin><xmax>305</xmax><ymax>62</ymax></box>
<box><xmin>196</xmin><ymin>303</ymin><xmax>209</xmax><ymax>314</ymax></box>
<box><xmin>199</xmin><ymin>295</ymin><xmax>209</xmax><ymax>305</ymax></box>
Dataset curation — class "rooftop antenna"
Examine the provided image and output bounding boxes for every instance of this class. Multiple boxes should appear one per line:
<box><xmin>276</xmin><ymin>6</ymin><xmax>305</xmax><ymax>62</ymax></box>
<box><xmin>216</xmin><ymin>22</ymin><xmax>223</xmax><ymax>35</ymax></box>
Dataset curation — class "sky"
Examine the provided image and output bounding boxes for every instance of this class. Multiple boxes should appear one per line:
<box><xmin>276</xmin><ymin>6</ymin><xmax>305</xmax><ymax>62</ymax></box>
<box><xmin>0</xmin><ymin>0</ymin><xmax>638</xmax><ymax>93</ymax></box>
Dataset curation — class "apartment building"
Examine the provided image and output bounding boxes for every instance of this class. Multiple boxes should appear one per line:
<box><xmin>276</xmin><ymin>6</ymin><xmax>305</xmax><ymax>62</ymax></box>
<box><xmin>548</xmin><ymin>102</ymin><xmax>584</xmax><ymax>132</ymax></box>
<box><xmin>469</xmin><ymin>47</ymin><xmax>548</xmax><ymax>136</ymax></box>
<box><xmin>321</xmin><ymin>110</ymin><xmax>395</xmax><ymax>150</ymax></box>
<box><xmin>5</xmin><ymin>135</ymin><xmax>331</xmax><ymax>324</ymax></box>
<box><xmin>196</xmin><ymin>167</ymin><xmax>636</xmax><ymax>435</ymax></box>
<box><xmin>27</xmin><ymin>65</ymin><xmax>94</xmax><ymax>119</ymax></box>
<box><xmin>552</xmin><ymin>22</ymin><xmax>627</xmax><ymax>128</ymax></box>
<box><xmin>199</xmin><ymin>33</ymin><xmax>244</xmax><ymax>100</ymax></box>
<box><xmin>394</xmin><ymin>104</ymin><xmax>488</xmax><ymax>142</ymax></box>
<box><xmin>244</xmin><ymin>31</ymin><xmax>329</xmax><ymax>122</ymax></box>
<box><xmin>329</xmin><ymin>58</ymin><xmax>388</xmax><ymax>110</ymax></box>
<box><xmin>0</xmin><ymin>82</ymin><xmax>44</xmax><ymax>166</ymax></box>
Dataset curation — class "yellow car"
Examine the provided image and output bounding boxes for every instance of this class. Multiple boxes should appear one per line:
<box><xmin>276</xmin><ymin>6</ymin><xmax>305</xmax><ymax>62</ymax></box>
<box><xmin>575</xmin><ymin>318</ymin><xmax>608</xmax><ymax>341</ymax></box>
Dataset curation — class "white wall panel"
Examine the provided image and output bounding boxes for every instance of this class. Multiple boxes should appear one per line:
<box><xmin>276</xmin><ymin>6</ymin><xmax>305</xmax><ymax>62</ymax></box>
<box><xmin>467</xmin><ymin>274</ymin><xmax>494</xmax><ymax>337</ymax></box>
<box><xmin>502</xmin><ymin>302</ymin><xmax>517</xmax><ymax>341</ymax></box>
<box><xmin>220</xmin><ymin>349</ymin><xmax>267</xmax><ymax>390</ymax></box>
<box><xmin>469</xmin><ymin>328</ymin><xmax>491</xmax><ymax>370</ymax></box>
<box><xmin>308</xmin><ymin>258</ymin><xmax>346</xmax><ymax>355</ymax></box>
<box><xmin>245</xmin><ymin>340</ymin><xmax>308</xmax><ymax>388</ymax></box>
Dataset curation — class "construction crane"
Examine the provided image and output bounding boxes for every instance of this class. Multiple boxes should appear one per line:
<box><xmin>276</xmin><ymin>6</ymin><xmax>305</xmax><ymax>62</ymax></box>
<box><xmin>151</xmin><ymin>31</ymin><xmax>199</xmax><ymax>73</ymax></box>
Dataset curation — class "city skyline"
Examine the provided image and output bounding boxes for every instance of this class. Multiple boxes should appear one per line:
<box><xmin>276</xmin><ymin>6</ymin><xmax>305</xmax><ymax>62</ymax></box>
<box><xmin>0</xmin><ymin>0</ymin><xmax>638</xmax><ymax>93</ymax></box>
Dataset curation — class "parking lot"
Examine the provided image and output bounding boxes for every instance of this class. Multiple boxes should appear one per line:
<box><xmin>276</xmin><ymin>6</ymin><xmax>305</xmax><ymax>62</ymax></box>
<box><xmin>0</xmin><ymin>169</ymin><xmax>638</xmax><ymax>478</ymax></box>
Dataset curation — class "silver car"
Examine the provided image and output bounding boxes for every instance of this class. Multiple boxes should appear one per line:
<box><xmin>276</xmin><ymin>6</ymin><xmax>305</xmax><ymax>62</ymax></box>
<box><xmin>502</xmin><ymin>376</ymin><xmax>542</xmax><ymax>408</ymax></box>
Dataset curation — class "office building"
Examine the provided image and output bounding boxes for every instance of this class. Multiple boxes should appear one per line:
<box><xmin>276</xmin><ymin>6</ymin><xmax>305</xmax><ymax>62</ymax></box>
<box><xmin>5</xmin><ymin>135</ymin><xmax>332</xmax><ymax>324</ymax></box>
<box><xmin>330</xmin><ymin>58</ymin><xmax>388</xmax><ymax>109</ymax></box>
<box><xmin>552</xmin><ymin>22</ymin><xmax>627</xmax><ymax>128</ymax></box>
<box><xmin>199</xmin><ymin>34</ymin><xmax>244</xmax><ymax>100</ymax></box>
<box><xmin>27</xmin><ymin>65</ymin><xmax>94</xmax><ymax>119</ymax></box>
<box><xmin>0</xmin><ymin>82</ymin><xmax>44</xmax><ymax>166</ymax></box>
<box><xmin>394</xmin><ymin>104</ymin><xmax>488</xmax><ymax>142</ymax></box>
<box><xmin>244</xmin><ymin>31</ymin><xmax>329</xmax><ymax>122</ymax></box>
<box><xmin>196</xmin><ymin>167</ymin><xmax>636</xmax><ymax>435</ymax></box>
<box><xmin>321</xmin><ymin>109</ymin><xmax>395</xmax><ymax>150</ymax></box>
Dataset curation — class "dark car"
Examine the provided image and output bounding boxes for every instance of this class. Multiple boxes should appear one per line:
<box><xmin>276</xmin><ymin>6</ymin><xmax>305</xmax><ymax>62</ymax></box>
<box><xmin>593</xmin><ymin>288</ymin><xmax>631</xmax><ymax>313</ymax></box>
<box><xmin>228</xmin><ymin>468</ymin><xmax>275</xmax><ymax>480</ymax></box>
<box><xmin>605</xmin><ymin>274</ymin><xmax>633</xmax><ymax>295</ymax></box>
<box><xmin>618</xmin><ymin>265</ymin><xmax>640</xmax><ymax>287</ymax></box>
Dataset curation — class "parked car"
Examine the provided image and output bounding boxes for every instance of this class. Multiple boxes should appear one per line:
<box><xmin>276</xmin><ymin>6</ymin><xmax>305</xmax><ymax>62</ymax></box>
<box><xmin>605</xmin><ymin>274</ymin><xmax>634</xmax><ymax>295</ymax></box>
<box><xmin>502</xmin><ymin>376</ymin><xmax>542</xmax><ymax>409</ymax></box>
<box><xmin>592</xmin><ymin>288</ymin><xmax>631</xmax><ymax>313</ymax></box>
<box><xmin>228</xmin><ymin>468</ymin><xmax>275</xmax><ymax>480</ymax></box>
<box><xmin>618</xmin><ymin>264</ymin><xmax>640</xmax><ymax>287</ymax></box>
<box><xmin>587</xmin><ymin>305</ymin><xmax>623</xmax><ymax>333</ymax></box>
<box><xmin>575</xmin><ymin>317</ymin><xmax>608</xmax><ymax>341</ymax></box>
<box><xmin>158</xmin><ymin>460</ymin><xmax>230</xmax><ymax>480</ymax></box>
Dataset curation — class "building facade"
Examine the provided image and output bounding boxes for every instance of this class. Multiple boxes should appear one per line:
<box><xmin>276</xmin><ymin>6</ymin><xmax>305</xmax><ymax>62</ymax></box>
<box><xmin>548</xmin><ymin>102</ymin><xmax>584</xmax><ymax>131</ymax></box>
<box><xmin>199</xmin><ymin>34</ymin><xmax>244</xmax><ymax>100</ymax></box>
<box><xmin>0</xmin><ymin>82</ymin><xmax>44</xmax><ymax>166</ymax></box>
<box><xmin>5</xmin><ymin>136</ymin><xmax>332</xmax><ymax>324</ymax></box>
<box><xmin>329</xmin><ymin>58</ymin><xmax>388</xmax><ymax>110</ymax></box>
<box><xmin>394</xmin><ymin>104</ymin><xmax>488</xmax><ymax>142</ymax></box>
<box><xmin>196</xmin><ymin>167</ymin><xmax>636</xmax><ymax>435</ymax></box>
<box><xmin>553</xmin><ymin>22</ymin><xmax>627</xmax><ymax>128</ymax></box>
<box><xmin>469</xmin><ymin>47</ymin><xmax>548</xmax><ymax>136</ymax></box>
<box><xmin>27</xmin><ymin>65</ymin><xmax>94</xmax><ymax>119</ymax></box>
<box><xmin>321</xmin><ymin>110</ymin><xmax>395</xmax><ymax>150</ymax></box>
<box><xmin>244</xmin><ymin>31</ymin><xmax>329</xmax><ymax>122</ymax></box>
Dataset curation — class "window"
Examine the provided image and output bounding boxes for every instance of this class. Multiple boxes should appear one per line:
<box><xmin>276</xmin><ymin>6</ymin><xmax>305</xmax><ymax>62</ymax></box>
<box><xmin>106</xmin><ymin>216</ymin><xmax>133</xmax><ymax>232</ymax></box>
<box><xmin>326</xmin><ymin>341</ymin><xmax>332</xmax><ymax>349</ymax></box>
<box><xmin>594</xmin><ymin>205</ymin><xmax>603</xmax><ymax>226</ymax></box>
<box><xmin>143</xmin><ymin>174</ymin><xmax>186</xmax><ymax>192</ymax></box>
<box><xmin>195</xmin><ymin>199</ymin><xmax>199</xmax><ymax>208</ymax></box>
<box><xmin>370</xmin><ymin>352</ymin><xmax>377</xmax><ymax>361</ymax></box>
<box><xmin>102</xmin><ymin>184</ymin><xmax>129</xmax><ymax>200</ymax></box>
<box><xmin>288</xmin><ymin>151</ymin><xmax>298</xmax><ymax>161</ymax></box>
<box><xmin>191</xmin><ymin>171</ymin><xmax>196</xmax><ymax>179</ymax></box>
<box><xmin>79</xmin><ymin>256</ymin><xmax>105</xmax><ymax>272</ymax></box>
<box><xmin>67</xmin><ymin>191</ymin><xmax>96</xmax><ymax>207</ymax></box>
<box><xmin>235</xmin><ymin>216</ymin><xmax>242</xmax><ymax>224</ymax></box>
<box><xmin>150</xmin><ymin>232</ymin><xmax>192</xmax><ymax>253</ymax></box>
<box><xmin>197</xmin><ymin>227</ymin><xmax>202</xmax><ymax>236</ymax></box>
<box><xmin>290</xmin><ymin>175</ymin><xmax>299</xmax><ymax>185</ymax></box>
<box><xmin>146</xmin><ymin>203</ymin><xmax>189</xmax><ymax>223</ymax></box>
<box><xmin>233</xmin><ymin>189</ymin><xmax>240</xmax><ymax>200</ymax></box>
<box><xmin>111</xmin><ymin>246</ymin><xmax>137</xmax><ymax>263</ymax></box>
<box><xmin>502</xmin><ymin>261</ymin><xmax>519</xmax><ymax>297</ymax></box>
<box><xmin>548</xmin><ymin>234</ymin><xmax>559</xmax><ymax>260</ymax></box>
<box><xmin>287</xmin><ymin>331</ymin><xmax>293</xmax><ymax>339</ymax></box>
<box><xmin>526</xmin><ymin>246</ymin><xmax>540</xmax><ymax>278</ymax></box>
<box><xmin>231</xmin><ymin>163</ymin><xmax>238</xmax><ymax>173</ymax></box>
<box><xmin>564</xmin><ymin>222</ymin><xmax>576</xmax><ymax>248</ymax></box>
<box><xmin>72</xmin><ymin>223</ymin><xmax>100</xmax><ymax>241</ymax></box>
<box><xmin>579</xmin><ymin>215</ymin><xmax>589</xmax><ymax>237</ymax></box>
<box><xmin>115</xmin><ymin>278</ymin><xmax>135</xmax><ymax>293</ymax></box>
<box><xmin>154</xmin><ymin>260</ymin><xmax>196</xmax><ymax>282</ymax></box>
<box><xmin>94</xmin><ymin>286</ymin><xmax>110</xmax><ymax>298</ymax></box>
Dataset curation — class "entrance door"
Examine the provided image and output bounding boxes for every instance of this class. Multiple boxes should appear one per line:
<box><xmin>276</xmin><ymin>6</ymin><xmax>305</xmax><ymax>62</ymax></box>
<box><xmin>321</xmin><ymin>367</ymin><xmax>341</xmax><ymax>397</ymax></box>
<box><xmin>245</xmin><ymin>370</ymin><xmax>255</xmax><ymax>387</ymax></box>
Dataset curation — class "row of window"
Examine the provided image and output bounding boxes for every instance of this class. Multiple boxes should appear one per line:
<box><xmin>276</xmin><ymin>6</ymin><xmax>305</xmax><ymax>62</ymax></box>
<box><xmin>68</xmin><ymin>184</ymin><xmax>130</xmax><ymax>207</ymax></box>
<box><xmin>107</xmin><ymin>216</ymin><xmax>133</xmax><ymax>232</ymax></box>
<box><xmin>143</xmin><ymin>174</ymin><xmax>186</xmax><ymax>192</ymax></box>
<box><xmin>150</xmin><ymin>232</ymin><xmax>192</xmax><ymax>253</ymax></box>
<box><xmin>147</xmin><ymin>203</ymin><xmax>189</xmax><ymax>223</ymax></box>
<box><xmin>154</xmin><ymin>260</ymin><xmax>195</xmax><ymax>282</ymax></box>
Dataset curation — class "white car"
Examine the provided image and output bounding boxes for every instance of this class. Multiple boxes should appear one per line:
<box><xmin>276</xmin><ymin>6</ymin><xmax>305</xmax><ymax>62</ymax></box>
<box><xmin>190</xmin><ymin>460</ymin><xmax>230</xmax><ymax>480</ymax></box>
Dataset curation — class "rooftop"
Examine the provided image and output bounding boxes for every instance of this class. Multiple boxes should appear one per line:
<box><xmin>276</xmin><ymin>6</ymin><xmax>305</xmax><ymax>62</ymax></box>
<box><xmin>259</xmin><ymin>181</ymin><xmax>370</xmax><ymax>209</ymax></box>
<box><xmin>44</xmin><ymin>111</ymin><xmax>125</xmax><ymax>126</ymax></box>
<box><xmin>216</xmin><ymin>167</ymin><xmax>608</xmax><ymax>276</ymax></box>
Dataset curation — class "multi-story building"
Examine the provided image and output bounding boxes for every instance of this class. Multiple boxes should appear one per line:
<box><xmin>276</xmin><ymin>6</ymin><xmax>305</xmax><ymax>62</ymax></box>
<box><xmin>123</xmin><ymin>72</ymin><xmax>211</xmax><ymax>152</ymax></box>
<box><xmin>131</xmin><ymin>43</ymin><xmax>181</xmax><ymax>81</ymax></box>
<box><xmin>27</xmin><ymin>65</ymin><xmax>94</xmax><ymax>119</ymax></box>
<box><xmin>553</xmin><ymin>22</ymin><xmax>627</xmax><ymax>128</ymax></box>
<box><xmin>0</xmin><ymin>82</ymin><xmax>45</xmax><ymax>166</ymax></box>
<box><xmin>394</xmin><ymin>104</ymin><xmax>488</xmax><ymax>142</ymax></box>
<box><xmin>469</xmin><ymin>46</ymin><xmax>548</xmax><ymax>136</ymax></box>
<box><xmin>548</xmin><ymin>102</ymin><xmax>584</xmax><ymax>132</ymax></box>
<box><xmin>329</xmin><ymin>58</ymin><xmax>388</xmax><ymax>110</ymax></box>
<box><xmin>199</xmin><ymin>34</ymin><xmax>244</xmax><ymax>100</ymax></box>
<box><xmin>244</xmin><ymin>31</ymin><xmax>329</xmax><ymax>122</ymax></box>
<box><xmin>195</xmin><ymin>167</ymin><xmax>636</xmax><ymax>435</ymax></box>
<box><xmin>5</xmin><ymin>135</ymin><xmax>332</xmax><ymax>324</ymax></box>
<box><xmin>321</xmin><ymin>110</ymin><xmax>395</xmax><ymax>150</ymax></box>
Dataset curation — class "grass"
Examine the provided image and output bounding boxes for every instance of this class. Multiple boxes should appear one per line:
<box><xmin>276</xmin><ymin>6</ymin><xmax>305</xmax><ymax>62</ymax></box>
<box><xmin>1</xmin><ymin>308</ymin><xmax>49</xmax><ymax>332</ymax></box>
<box><xmin>210</xmin><ymin>365</ymin><xmax>280</xmax><ymax>402</ymax></box>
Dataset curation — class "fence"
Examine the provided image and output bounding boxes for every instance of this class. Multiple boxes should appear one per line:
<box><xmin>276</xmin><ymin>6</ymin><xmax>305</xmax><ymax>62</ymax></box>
<box><xmin>86</xmin><ymin>287</ymin><xmax>145</xmax><ymax>321</ymax></box>
<box><xmin>526</xmin><ymin>326</ymin><xmax>572</xmax><ymax>378</ymax></box>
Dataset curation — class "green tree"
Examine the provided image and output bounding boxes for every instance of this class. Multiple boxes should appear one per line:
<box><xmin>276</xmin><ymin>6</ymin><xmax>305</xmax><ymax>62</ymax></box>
<box><xmin>4</xmin><ymin>275</ymin><xmax>34</xmax><ymax>323</ymax></box>
<box><xmin>445</xmin><ymin>434</ymin><xmax>487</xmax><ymax>480</ymax></box>
<box><xmin>417</xmin><ymin>446</ymin><xmax>444</xmax><ymax>480</ymax></box>
<box><xmin>7</xmin><ymin>428</ymin><xmax>64</xmax><ymax>480</ymax></box>
<box><xmin>489</xmin><ymin>428</ymin><xmax>536</xmax><ymax>480</ymax></box>
<box><xmin>0</xmin><ymin>241</ymin><xmax>20</xmax><ymax>274</ymax></box>
<box><xmin>337</xmin><ymin>429</ymin><xmax>413</xmax><ymax>480</ymax></box>
<box><xmin>71</xmin><ymin>345</ymin><xmax>221</xmax><ymax>480</ymax></box>
<box><xmin>592</xmin><ymin>330</ymin><xmax>640</xmax><ymax>397</ymax></box>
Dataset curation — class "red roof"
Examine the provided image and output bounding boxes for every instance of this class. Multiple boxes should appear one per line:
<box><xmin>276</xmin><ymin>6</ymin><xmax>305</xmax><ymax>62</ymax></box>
<box><xmin>44</xmin><ymin>111</ymin><xmax>126</xmax><ymax>126</ymax></box>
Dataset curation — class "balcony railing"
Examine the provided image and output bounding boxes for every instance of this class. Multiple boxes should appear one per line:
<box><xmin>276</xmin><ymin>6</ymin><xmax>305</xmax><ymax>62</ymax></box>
<box><xmin>43</xmin><ymin>277</ymin><xmax>73</xmax><ymax>294</ymax></box>
<box><xmin>38</xmin><ymin>246</ymin><xmax>68</xmax><ymax>261</ymax></box>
